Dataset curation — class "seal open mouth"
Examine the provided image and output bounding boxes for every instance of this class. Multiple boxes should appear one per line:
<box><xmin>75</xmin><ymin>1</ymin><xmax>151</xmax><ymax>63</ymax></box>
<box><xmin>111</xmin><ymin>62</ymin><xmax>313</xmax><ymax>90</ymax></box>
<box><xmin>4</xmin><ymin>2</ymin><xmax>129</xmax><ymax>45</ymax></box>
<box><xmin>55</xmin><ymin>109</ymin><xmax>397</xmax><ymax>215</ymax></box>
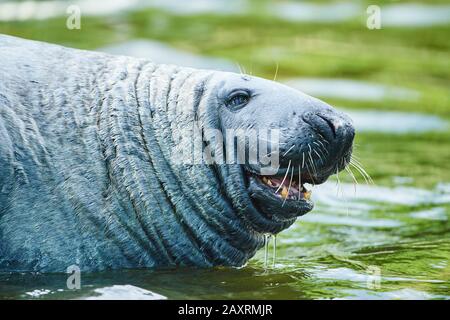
<box><xmin>245</xmin><ymin>166</ymin><xmax>317</xmax><ymax>222</ymax></box>
<box><xmin>253</xmin><ymin>173</ymin><xmax>312</xmax><ymax>201</ymax></box>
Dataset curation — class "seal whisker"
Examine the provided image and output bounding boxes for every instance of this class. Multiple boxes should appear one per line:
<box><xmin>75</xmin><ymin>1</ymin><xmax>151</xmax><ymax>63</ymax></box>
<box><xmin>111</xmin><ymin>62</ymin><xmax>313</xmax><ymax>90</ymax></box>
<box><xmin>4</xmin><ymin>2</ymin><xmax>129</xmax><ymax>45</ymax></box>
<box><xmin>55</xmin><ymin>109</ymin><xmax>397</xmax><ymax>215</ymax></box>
<box><xmin>350</xmin><ymin>161</ymin><xmax>371</xmax><ymax>185</ymax></box>
<box><xmin>317</xmin><ymin>148</ymin><xmax>327</xmax><ymax>163</ymax></box>
<box><xmin>316</xmin><ymin>141</ymin><xmax>329</xmax><ymax>155</ymax></box>
<box><xmin>350</xmin><ymin>158</ymin><xmax>373</xmax><ymax>184</ymax></box>
<box><xmin>275</xmin><ymin>160</ymin><xmax>291</xmax><ymax>193</ymax></box>
<box><xmin>305</xmin><ymin>156</ymin><xmax>316</xmax><ymax>186</ymax></box>
<box><xmin>351</xmin><ymin>157</ymin><xmax>370</xmax><ymax>172</ymax></box>
<box><xmin>298</xmin><ymin>165</ymin><xmax>302</xmax><ymax>202</ymax></box>
<box><xmin>236</xmin><ymin>63</ymin><xmax>247</xmax><ymax>75</ymax></box>
<box><xmin>316</xmin><ymin>133</ymin><xmax>330</xmax><ymax>144</ymax></box>
<box><xmin>350</xmin><ymin>162</ymin><xmax>368</xmax><ymax>184</ymax></box>
<box><xmin>241</xmin><ymin>65</ymin><xmax>248</xmax><ymax>75</ymax></box>
<box><xmin>308</xmin><ymin>145</ymin><xmax>318</xmax><ymax>179</ymax></box>
<box><xmin>282</xmin><ymin>167</ymin><xmax>294</xmax><ymax>207</ymax></box>
<box><xmin>335</xmin><ymin>167</ymin><xmax>342</xmax><ymax>196</ymax></box>
<box><xmin>313</xmin><ymin>141</ymin><xmax>328</xmax><ymax>155</ymax></box>
<box><xmin>282</xmin><ymin>144</ymin><xmax>295</xmax><ymax>157</ymax></box>
<box><xmin>273</xmin><ymin>61</ymin><xmax>279</xmax><ymax>82</ymax></box>
<box><xmin>313</xmin><ymin>148</ymin><xmax>323</xmax><ymax>165</ymax></box>
<box><xmin>345</xmin><ymin>166</ymin><xmax>358</xmax><ymax>193</ymax></box>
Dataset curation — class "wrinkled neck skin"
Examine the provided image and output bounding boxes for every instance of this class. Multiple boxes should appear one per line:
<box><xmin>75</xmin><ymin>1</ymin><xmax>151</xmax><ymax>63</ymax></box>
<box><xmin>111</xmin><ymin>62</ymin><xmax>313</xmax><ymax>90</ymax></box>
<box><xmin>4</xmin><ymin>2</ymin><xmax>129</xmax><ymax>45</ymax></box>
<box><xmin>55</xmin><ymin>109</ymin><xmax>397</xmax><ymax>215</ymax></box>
<box><xmin>100</xmin><ymin>62</ymin><xmax>271</xmax><ymax>268</ymax></box>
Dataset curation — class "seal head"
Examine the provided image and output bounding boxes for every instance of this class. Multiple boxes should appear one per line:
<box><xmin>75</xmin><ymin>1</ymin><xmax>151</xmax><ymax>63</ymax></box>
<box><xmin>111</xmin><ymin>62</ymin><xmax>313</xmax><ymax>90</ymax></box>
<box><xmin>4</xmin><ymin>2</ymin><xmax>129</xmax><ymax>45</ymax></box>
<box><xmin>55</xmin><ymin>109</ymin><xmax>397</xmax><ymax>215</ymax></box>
<box><xmin>202</xmin><ymin>73</ymin><xmax>355</xmax><ymax>235</ymax></box>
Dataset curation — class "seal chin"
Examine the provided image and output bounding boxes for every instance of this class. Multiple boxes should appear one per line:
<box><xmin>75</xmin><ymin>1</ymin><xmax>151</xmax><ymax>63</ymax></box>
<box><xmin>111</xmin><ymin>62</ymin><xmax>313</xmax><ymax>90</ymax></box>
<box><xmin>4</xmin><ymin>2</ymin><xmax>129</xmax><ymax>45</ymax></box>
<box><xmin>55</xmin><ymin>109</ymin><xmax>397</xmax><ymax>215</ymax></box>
<box><xmin>245</xmin><ymin>168</ymin><xmax>316</xmax><ymax>222</ymax></box>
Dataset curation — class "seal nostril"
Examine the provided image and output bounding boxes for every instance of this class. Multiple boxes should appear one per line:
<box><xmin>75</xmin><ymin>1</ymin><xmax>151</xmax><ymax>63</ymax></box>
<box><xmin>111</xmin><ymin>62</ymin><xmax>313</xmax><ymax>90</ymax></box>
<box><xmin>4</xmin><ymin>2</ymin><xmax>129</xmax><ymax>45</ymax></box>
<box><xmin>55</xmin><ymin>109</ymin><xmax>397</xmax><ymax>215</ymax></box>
<box><xmin>317</xmin><ymin>114</ymin><xmax>337</xmax><ymax>138</ymax></box>
<box><xmin>302</xmin><ymin>112</ymin><xmax>336</xmax><ymax>141</ymax></box>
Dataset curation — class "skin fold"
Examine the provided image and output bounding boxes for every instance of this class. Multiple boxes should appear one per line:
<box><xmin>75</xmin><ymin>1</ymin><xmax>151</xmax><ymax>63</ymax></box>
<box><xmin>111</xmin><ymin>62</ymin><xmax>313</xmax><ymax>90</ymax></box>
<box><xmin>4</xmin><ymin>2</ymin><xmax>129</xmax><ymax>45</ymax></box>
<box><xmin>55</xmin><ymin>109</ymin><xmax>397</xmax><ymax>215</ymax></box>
<box><xmin>0</xmin><ymin>35</ymin><xmax>354</xmax><ymax>272</ymax></box>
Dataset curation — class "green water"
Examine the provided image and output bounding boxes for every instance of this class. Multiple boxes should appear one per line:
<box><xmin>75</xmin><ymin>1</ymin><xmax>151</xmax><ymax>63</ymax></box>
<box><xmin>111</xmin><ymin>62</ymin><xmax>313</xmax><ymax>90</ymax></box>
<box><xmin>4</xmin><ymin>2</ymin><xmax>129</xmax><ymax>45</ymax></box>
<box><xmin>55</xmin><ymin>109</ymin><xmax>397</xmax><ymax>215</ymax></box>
<box><xmin>0</xmin><ymin>0</ymin><xmax>449</xmax><ymax>299</ymax></box>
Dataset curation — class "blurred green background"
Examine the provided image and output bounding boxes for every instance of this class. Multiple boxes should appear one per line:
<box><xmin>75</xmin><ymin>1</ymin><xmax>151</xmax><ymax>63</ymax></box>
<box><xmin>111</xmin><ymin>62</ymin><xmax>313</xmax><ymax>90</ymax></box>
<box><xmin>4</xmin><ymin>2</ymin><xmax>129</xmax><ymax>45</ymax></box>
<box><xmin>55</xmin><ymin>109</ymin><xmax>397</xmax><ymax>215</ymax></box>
<box><xmin>0</xmin><ymin>0</ymin><xmax>449</xmax><ymax>300</ymax></box>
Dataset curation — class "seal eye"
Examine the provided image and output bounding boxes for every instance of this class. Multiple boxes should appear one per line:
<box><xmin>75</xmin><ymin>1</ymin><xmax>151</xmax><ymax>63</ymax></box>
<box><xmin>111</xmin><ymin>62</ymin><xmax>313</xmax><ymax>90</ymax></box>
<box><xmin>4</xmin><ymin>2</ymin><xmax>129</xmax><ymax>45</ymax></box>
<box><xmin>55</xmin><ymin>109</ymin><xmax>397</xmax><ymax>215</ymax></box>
<box><xmin>226</xmin><ymin>91</ymin><xmax>250</xmax><ymax>110</ymax></box>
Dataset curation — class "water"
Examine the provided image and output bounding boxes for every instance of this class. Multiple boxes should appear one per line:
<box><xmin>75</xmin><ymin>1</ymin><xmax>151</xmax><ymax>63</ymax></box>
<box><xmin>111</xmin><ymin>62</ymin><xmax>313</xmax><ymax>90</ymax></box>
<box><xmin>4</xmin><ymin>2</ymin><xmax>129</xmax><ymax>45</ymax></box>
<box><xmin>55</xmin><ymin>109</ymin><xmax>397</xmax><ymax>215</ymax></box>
<box><xmin>1</xmin><ymin>181</ymin><xmax>448</xmax><ymax>300</ymax></box>
<box><xmin>270</xmin><ymin>2</ymin><xmax>360</xmax><ymax>23</ymax></box>
<box><xmin>98</xmin><ymin>40</ymin><xmax>238</xmax><ymax>72</ymax></box>
<box><xmin>283</xmin><ymin>78</ymin><xmax>450</xmax><ymax>134</ymax></box>
<box><xmin>284</xmin><ymin>78</ymin><xmax>420</xmax><ymax>102</ymax></box>
<box><xmin>0</xmin><ymin>0</ymin><xmax>246</xmax><ymax>21</ymax></box>
<box><xmin>264</xmin><ymin>234</ymin><xmax>270</xmax><ymax>269</ymax></box>
<box><xmin>1</xmin><ymin>0</ymin><xmax>450</xmax><ymax>27</ymax></box>
<box><xmin>270</xmin><ymin>2</ymin><xmax>450</xmax><ymax>26</ymax></box>
<box><xmin>343</xmin><ymin>110</ymin><xmax>448</xmax><ymax>134</ymax></box>
<box><xmin>381</xmin><ymin>4</ymin><xmax>450</xmax><ymax>27</ymax></box>
<box><xmin>84</xmin><ymin>285</ymin><xmax>167</xmax><ymax>300</ymax></box>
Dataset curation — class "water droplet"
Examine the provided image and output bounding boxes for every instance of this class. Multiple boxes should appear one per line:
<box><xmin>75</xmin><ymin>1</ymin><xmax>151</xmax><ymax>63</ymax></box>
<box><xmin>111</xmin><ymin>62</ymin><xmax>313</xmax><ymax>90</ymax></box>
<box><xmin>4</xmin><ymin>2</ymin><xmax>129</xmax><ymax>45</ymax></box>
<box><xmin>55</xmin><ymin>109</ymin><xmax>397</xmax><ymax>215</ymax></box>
<box><xmin>264</xmin><ymin>234</ymin><xmax>271</xmax><ymax>269</ymax></box>
<box><xmin>272</xmin><ymin>234</ymin><xmax>277</xmax><ymax>267</ymax></box>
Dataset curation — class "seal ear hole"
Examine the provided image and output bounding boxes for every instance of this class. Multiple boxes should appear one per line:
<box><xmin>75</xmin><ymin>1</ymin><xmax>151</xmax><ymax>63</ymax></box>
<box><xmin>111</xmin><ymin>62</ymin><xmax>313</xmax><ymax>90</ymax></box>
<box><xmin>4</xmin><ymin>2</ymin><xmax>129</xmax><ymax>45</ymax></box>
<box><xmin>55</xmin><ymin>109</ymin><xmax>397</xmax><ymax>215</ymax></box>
<box><xmin>225</xmin><ymin>90</ymin><xmax>250</xmax><ymax>110</ymax></box>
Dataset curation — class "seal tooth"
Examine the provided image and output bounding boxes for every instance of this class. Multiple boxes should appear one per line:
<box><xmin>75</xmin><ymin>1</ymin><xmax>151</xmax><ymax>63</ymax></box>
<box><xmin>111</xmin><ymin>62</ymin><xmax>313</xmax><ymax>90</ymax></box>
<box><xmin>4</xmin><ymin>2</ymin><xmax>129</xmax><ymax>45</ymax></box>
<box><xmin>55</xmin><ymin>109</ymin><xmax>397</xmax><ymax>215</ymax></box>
<box><xmin>281</xmin><ymin>186</ymin><xmax>289</xmax><ymax>199</ymax></box>
<box><xmin>304</xmin><ymin>191</ymin><xmax>312</xmax><ymax>200</ymax></box>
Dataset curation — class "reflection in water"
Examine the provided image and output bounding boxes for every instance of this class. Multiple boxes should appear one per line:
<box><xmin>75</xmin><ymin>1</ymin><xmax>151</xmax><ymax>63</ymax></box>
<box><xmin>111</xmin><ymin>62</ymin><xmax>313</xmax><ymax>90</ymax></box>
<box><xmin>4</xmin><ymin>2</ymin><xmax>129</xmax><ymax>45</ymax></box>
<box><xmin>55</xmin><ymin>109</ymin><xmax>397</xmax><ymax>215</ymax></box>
<box><xmin>339</xmin><ymin>288</ymin><xmax>447</xmax><ymax>300</ymax></box>
<box><xmin>84</xmin><ymin>285</ymin><xmax>167</xmax><ymax>300</ymax></box>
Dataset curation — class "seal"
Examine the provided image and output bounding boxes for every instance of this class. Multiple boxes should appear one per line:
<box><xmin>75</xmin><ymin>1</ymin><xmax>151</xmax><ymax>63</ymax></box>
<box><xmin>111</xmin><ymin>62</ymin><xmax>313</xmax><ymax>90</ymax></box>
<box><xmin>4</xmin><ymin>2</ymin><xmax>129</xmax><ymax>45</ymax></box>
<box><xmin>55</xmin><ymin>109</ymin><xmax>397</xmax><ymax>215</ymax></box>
<box><xmin>0</xmin><ymin>35</ymin><xmax>355</xmax><ymax>272</ymax></box>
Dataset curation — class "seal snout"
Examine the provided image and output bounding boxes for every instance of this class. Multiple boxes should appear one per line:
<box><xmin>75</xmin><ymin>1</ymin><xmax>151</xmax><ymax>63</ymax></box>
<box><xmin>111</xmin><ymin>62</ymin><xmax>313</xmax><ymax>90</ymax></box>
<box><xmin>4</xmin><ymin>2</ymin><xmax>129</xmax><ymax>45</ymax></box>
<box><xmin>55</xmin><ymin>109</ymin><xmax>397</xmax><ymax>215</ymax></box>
<box><xmin>243</xmin><ymin>98</ymin><xmax>355</xmax><ymax>227</ymax></box>
<box><xmin>277</xmin><ymin>106</ymin><xmax>355</xmax><ymax>186</ymax></box>
<box><xmin>302</xmin><ymin>112</ymin><xmax>355</xmax><ymax>143</ymax></box>
<box><xmin>302</xmin><ymin>110</ymin><xmax>355</xmax><ymax>157</ymax></box>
